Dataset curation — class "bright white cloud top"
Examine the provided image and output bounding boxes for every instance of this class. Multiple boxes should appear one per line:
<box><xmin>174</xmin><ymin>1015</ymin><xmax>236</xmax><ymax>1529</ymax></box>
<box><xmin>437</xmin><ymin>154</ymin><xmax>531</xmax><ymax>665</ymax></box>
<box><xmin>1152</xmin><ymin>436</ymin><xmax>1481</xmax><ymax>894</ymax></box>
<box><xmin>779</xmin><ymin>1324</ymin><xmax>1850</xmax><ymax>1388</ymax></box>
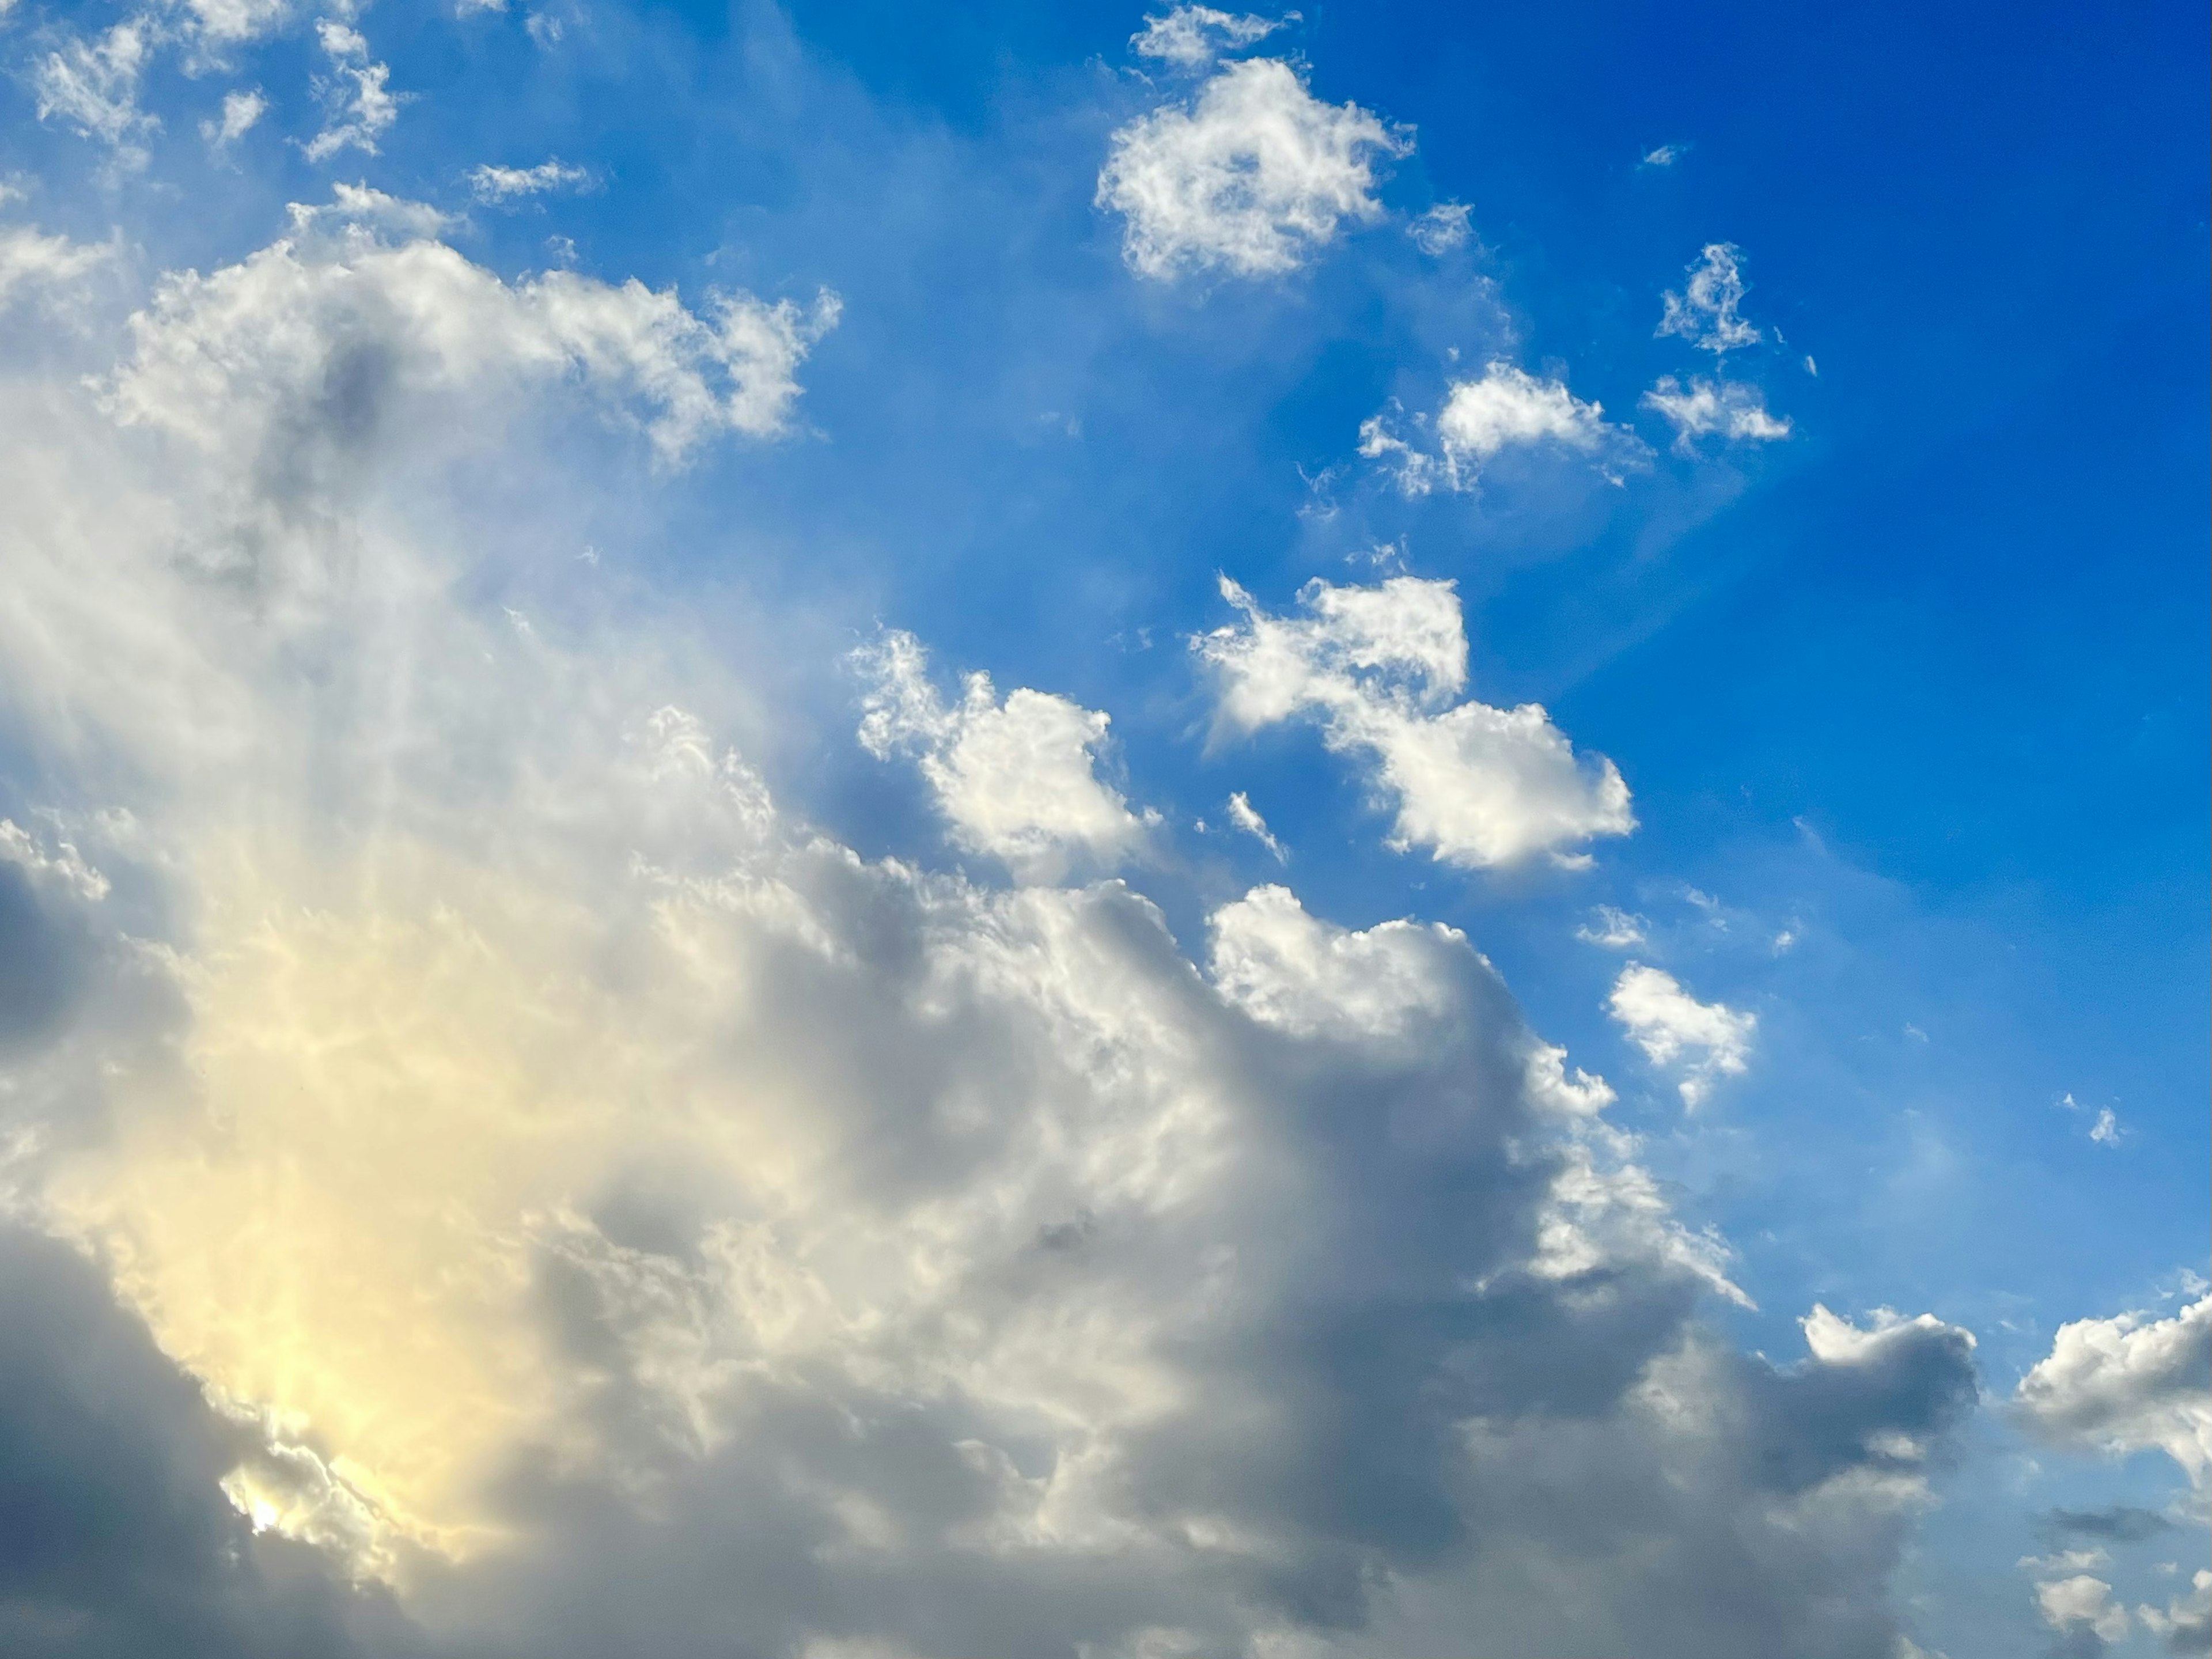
<box><xmin>2014</xmin><ymin>1294</ymin><xmax>2212</xmax><ymax>1485</ymax></box>
<box><xmin>1098</xmin><ymin>55</ymin><xmax>1408</xmax><ymax>278</ymax></box>
<box><xmin>1607</xmin><ymin>963</ymin><xmax>1757</xmax><ymax>1105</ymax></box>
<box><xmin>855</xmin><ymin>630</ymin><xmax>1160</xmax><ymax>878</ymax></box>
<box><xmin>1361</xmin><ymin>362</ymin><xmax>1628</xmax><ymax>493</ymax></box>
<box><xmin>1198</xmin><ymin>575</ymin><xmax>1635</xmax><ymax>867</ymax></box>
<box><xmin>1130</xmin><ymin>3</ymin><xmax>1286</xmax><ymax>67</ymax></box>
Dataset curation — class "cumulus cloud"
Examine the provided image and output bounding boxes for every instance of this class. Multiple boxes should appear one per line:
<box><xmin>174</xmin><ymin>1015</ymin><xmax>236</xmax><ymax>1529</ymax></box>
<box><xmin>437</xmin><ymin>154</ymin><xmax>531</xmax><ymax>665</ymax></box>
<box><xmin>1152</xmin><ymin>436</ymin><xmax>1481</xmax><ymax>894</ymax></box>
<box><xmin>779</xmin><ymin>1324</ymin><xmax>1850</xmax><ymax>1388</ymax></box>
<box><xmin>854</xmin><ymin>630</ymin><xmax>1158</xmax><ymax>880</ymax></box>
<box><xmin>1130</xmin><ymin>4</ymin><xmax>1287</xmax><ymax>67</ymax></box>
<box><xmin>2139</xmin><ymin>1569</ymin><xmax>2212</xmax><ymax>1653</ymax></box>
<box><xmin>104</xmin><ymin>188</ymin><xmax>838</xmax><ymax>466</ymax></box>
<box><xmin>0</xmin><ymin>177</ymin><xmax>1984</xmax><ymax>1659</ymax></box>
<box><xmin>1360</xmin><ymin>362</ymin><xmax>1630</xmax><ymax>494</ymax></box>
<box><xmin>1097</xmin><ymin>56</ymin><xmax>1408</xmax><ymax>279</ymax></box>
<box><xmin>2015</xmin><ymin>1294</ymin><xmax>2212</xmax><ymax>1486</ymax></box>
<box><xmin>1658</xmin><ymin>242</ymin><xmax>1761</xmax><ymax>354</ymax></box>
<box><xmin>1642</xmin><ymin>375</ymin><xmax>1791</xmax><ymax>450</ymax></box>
<box><xmin>1608</xmin><ymin>963</ymin><xmax>1755</xmax><ymax>1106</ymax></box>
<box><xmin>2036</xmin><ymin>1574</ymin><xmax>2131</xmax><ymax>1643</ymax></box>
<box><xmin>469</xmin><ymin>158</ymin><xmax>590</xmax><ymax>202</ymax></box>
<box><xmin>1640</xmin><ymin>142</ymin><xmax>1689</xmax><ymax>168</ymax></box>
<box><xmin>1196</xmin><ymin>575</ymin><xmax>1635</xmax><ymax>868</ymax></box>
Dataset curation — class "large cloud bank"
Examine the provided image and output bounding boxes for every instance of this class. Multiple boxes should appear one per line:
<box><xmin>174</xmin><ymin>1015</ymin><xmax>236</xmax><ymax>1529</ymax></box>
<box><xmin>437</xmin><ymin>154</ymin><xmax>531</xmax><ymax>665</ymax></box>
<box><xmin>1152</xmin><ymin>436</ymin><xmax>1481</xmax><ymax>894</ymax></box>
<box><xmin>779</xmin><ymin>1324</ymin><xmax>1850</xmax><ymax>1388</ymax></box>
<box><xmin>0</xmin><ymin>196</ymin><xmax>1990</xmax><ymax>1659</ymax></box>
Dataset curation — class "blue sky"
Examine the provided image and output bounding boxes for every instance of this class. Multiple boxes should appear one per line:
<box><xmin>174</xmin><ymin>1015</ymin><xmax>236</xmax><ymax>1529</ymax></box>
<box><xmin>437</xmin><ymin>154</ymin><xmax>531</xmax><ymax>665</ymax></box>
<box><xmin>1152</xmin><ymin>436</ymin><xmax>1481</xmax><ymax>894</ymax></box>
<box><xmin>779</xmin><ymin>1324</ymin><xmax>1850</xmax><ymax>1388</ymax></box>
<box><xmin>0</xmin><ymin>2</ymin><xmax>2204</xmax><ymax>1655</ymax></box>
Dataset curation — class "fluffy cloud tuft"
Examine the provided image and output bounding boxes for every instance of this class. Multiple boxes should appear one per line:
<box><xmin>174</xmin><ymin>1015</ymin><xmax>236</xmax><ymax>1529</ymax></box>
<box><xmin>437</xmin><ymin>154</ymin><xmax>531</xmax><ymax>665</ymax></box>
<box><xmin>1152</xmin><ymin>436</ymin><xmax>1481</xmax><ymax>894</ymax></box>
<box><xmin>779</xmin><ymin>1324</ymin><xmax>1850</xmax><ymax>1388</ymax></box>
<box><xmin>1362</xmin><ymin>363</ymin><xmax>1625</xmax><ymax>494</ymax></box>
<box><xmin>1098</xmin><ymin>57</ymin><xmax>1408</xmax><ymax>279</ymax></box>
<box><xmin>1198</xmin><ymin>575</ymin><xmax>1635</xmax><ymax>868</ymax></box>
<box><xmin>1608</xmin><ymin>963</ymin><xmax>1755</xmax><ymax>1105</ymax></box>
<box><xmin>855</xmin><ymin>630</ymin><xmax>1158</xmax><ymax>879</ymax></box>
<box><xmin>105</xmin><ymin>191</ymin><xmax>839</xmax><ymax>465</ymax></box>
<box><xmin>2015</xmin><ymin>1294</ymin><xmax>2212</xmax><ymax>1486</ymax></box>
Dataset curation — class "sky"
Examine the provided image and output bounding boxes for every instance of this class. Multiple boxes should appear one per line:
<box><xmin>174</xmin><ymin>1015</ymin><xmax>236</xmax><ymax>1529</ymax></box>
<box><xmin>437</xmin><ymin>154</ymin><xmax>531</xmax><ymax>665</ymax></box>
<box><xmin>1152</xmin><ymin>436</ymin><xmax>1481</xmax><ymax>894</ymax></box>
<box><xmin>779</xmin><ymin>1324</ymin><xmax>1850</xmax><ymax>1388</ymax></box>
<box><xmin>0</xmin><ymin>1</ymin><xmax>2205</xmax><ymax>1656</ymax></box>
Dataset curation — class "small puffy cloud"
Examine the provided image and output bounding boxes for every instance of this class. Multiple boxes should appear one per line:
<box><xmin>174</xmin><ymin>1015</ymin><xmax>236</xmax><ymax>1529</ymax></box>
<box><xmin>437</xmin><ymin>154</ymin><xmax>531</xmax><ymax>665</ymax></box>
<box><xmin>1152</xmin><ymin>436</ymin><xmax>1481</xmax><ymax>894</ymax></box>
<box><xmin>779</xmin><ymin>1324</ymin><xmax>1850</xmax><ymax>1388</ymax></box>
<box><xmin>33</xmin><ymin>19</ymin><xmax>155</xmax><ymax>151</ymax></box>
<box><xmin>2139</xmin><ymin>1569</ymin><xmax>2212</xmax><ymax>1652</ymax></box>
<box><xmin>1608</xmin><ymin>963</ymin><xmax>1755</xmax><ymax>1106</ymax></box>
<box><xmin>1641</xmin><ymin>142</ymin><xmax>1689</xmax><ymax>168</ymax></box>
<box><xmin>108</xmin><ymin>191</ymin><xmax>839</xmax><ymax>465</ymax></box>
<box><xmin>1658</xmin><ymin>241</ymin><xmax>1761</xmax><ymax>354</ymax></box>
<box><xmin>1642</xmin><ymin>375</ymin><xmax>1791</xmax><ymax>450</ymax></box>
<box><xmin>2015</xmin><ymin>1294</ymin><xmax>2212</xmax><ymax>1486</ymax></box>
<box><xmin>854</xmin><ymin>630</ymin><xmax>1157</xmax><ymax>880</ymax></box>
<box><xmin>469</xmin><ymin>158</ymin><xmax>590</xmax><ymax>202</ymax></box>
<box><xmin>1130</xmin><ymin>5</ymin><xmax>1286</xmax><ymax>68</ymax></box>
<box><xmin>1097</xmin><ymin>57</ymin><xmax>1408</xmax><ymax>279</ymax></box>
<box><xmin>1196</xmin><ymin>575</ymin><xmax>1635</xmax><ymax>868</ymax></box>
<box><xmin>1361</xmin><ymin>362</ymin><xmax>1627</xmax><ymax>495</ymax></box>
<box><xmin>1408</xmin><ymin>200</ymin><xmax>1472</xmax><ymax>255</ymax></box>
<box><xmin>201</xmin><ymin>88</ymin><xmax>268</xmax><ymax>149</ymax></box>
<box><xmin>2036</xmin><ymin>1574</ymin><xmax>2131</xmax><ymax>1643</ymax></box>
<box><xmin>1577</xmin><ymin>904</ymin><xmax>1647</xmax><ymax>948</ymax></box>
<box><xmin>2089</xmin><ymin>1105</ymin><xmax>2123</xmax><ymax>1145</ymax></box>
<box><xmin>1224</xmin><ymin>790</ymin><xmax>1284</xmax><ymax>859</ymax></box>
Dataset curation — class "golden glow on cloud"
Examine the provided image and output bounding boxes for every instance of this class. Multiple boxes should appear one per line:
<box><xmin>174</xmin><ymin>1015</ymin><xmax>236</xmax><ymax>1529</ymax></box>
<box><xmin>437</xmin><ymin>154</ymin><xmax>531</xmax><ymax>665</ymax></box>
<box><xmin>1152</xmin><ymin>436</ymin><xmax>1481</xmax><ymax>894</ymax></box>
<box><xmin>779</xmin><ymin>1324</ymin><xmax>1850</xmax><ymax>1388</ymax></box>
<box><xmin>43</xmin><ymin>835</ymin><xmax>787</xmax><ymax>1573</ymax></box>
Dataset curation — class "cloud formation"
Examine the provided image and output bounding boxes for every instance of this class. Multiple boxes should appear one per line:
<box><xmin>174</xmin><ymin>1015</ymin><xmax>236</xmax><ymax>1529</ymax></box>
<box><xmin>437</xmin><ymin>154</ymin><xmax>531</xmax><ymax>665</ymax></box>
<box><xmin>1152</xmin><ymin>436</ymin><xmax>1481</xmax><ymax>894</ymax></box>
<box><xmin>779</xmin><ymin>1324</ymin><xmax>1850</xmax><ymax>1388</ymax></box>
<box><xmin>1098</xmin><ymin>56</ymin><xmax>1407</xmax><ymax>278</ymax></box>
<box><xmin>0</xmin><ymin>160</ymin><xmax>1979</xmax><ymax>1659</ymax></box>
<box><xmin>1608</xmin><ymin>964</ymin><xmax>1756</xmax><ymax>1105</ymax></box>
<box><xmin>2015</xmin><ymin>1294</ymin><xmax>2212</xmax><ymax>1487</ymax></box>
<box><xmin>1130</xmin><ymin>5</ymin><xmax>1286</xmax><ymax>68</ymax></box>
<box><xmin>1657</xmin><ymin>242</ymin><xmax>1761</xmax><ymax>354</ymax></box>
<box><xmin>1361</xmin><ymin>363</ymin><xmax>1630</xmax><ymax>494</ymax></box>
<box><xmin>855</xmin><ymin>630</ymin><xmax>1159</xmax><ymax>879</ymax></box>
<box><xmin>1642</xmin><ymin>375</ymin><xmax>1791</xmax><ymax>450</ymax></box>
<box><xmin>1197</xmin><ymin>575</ymin><xmax>1635</xmax><ymax>868</ymax></box>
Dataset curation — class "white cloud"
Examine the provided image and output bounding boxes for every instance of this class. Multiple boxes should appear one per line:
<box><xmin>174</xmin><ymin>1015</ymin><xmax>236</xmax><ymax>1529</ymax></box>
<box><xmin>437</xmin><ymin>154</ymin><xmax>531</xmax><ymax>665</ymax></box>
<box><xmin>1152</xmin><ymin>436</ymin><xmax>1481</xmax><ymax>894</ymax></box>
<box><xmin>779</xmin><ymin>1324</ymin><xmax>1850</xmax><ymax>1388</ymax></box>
<box><xmin>2088</xmin><ymin>1105</ymin><xmax>2123</xmax><ymax>1145</ymax></box>
<box><xmin>1640</xmin><ymin>142</ymin><xmax>1688</xmax><ymax>168</ymax></box>
<box><xmin>2035</xmin><ymin>1574</ymin><xmax>2130</xmax><ymax>1643</ymax></box>
<box><xmin>106</xmin><ymin>190</ymin><xmax>839</xmax><ymax>465</ymax></box>
<box><xmin>1642</xmin><ymin>375</ymin><xmax>1791</xmax><ymax>449</ymax></box>
<box><xmin>0</xmin><ymin>162</ymin><xmax>1987</xmax><ymax>1659</ymax></box>
<box><xmin>1097</xmin><ymin>56</ymin><xmax>1408</xmax><ymax>279</ymax></box>
<box><xmin>1658</xmin><ymin>242</ymin><xmax>1761</xmax><ymax>354</ymax></box>
<box><xmin>2015</xmin><ymin>1294</ymin><xmax>2212</xmax><ymax>1486</ymax></box>
<box><xmin>33</xmin><ymin>19</ymin><xmax>156</xmax><ymax>150</ymax></box>
<box><xmin>469</xmin><ymin>158</ymin><xmax>590</xmax><ymax>202</ymax></box>
<box><xmin>1130</xmin><ymin>5</ymin><xmax>1286</xmax><ymax>68</ymax></box>
<box><xmin>1196</xmin><ymin>575</ymin><xmax>1635</xmax><ymax>868</ymax></box>
<box><xmin>2139</xmin><ymin>1569</ymin><xmax>2212</xmax><ymax>1649</ymax></box>
<box><xmin>305</xmin><ymin>22</ymin><xmax>402</xmax><ymax>162</ymax></box>
<box><xmin>1408</xmin><ymin>200</ymin><xmax>1472</xmax><ymax>255</ymax></box>
<box><xmin>1361</xmin><ymin>362</ymin><xmax>1627</xmax><ymax>494</ymax></box>
<box><xmin>201</xmin><ymin>87</ymin><xmax>268</xmax><ymax>149</ymax></box>
<box><xmin>1577</xmin><ymin>904</ymin><xmax>1646</xmax><ymax>948</ymax></box>
<box><xmin>1224</xmin><ymin>790</ymin><xmax>1284</xmax><ymax>860</ymax></box>
<box><xmin>0</xmin><ymin>224</ymin><xmax>113</xmax><ymax>311</ymax></box>
<box><xmin>854</xmin><ymin>630</ymin><xmax>1157</xmax><ymax>880</ymax></box>
<box><xmin>179</xmin><ymin>0</ymin><xmax>292</xmax><ymax>46</ymax></box>
<box><xmin>1608</xmin><ymin>963</ymin><xmax>1755</xmax><ymax>1106</ymax></box>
